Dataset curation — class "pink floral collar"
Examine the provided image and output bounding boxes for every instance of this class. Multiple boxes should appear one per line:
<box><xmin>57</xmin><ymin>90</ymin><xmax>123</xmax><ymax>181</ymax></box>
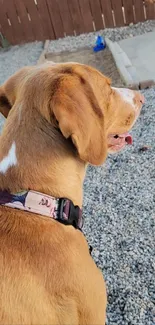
<box><xmin>0</xmin><ymin>190</ymin><xmax>83</xmax><ymax>229</ymax></box>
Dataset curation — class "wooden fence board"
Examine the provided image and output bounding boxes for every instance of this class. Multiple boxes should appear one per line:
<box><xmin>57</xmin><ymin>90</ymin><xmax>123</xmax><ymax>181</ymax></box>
<box><xmin>57</xmin><ymin>0</ymin><xmax>74</xmax><ymax>36</ymax></box>
<box><xmin>123</xmin><ymin>0</ymin><xmax>135</xmax><ymax>24</ymax></box>
<box><xmin>4</xmin><ymin>0</ymin><xmax>24</xmax><ymax>44</ymax></box>
<box><xmin>46</xmin><ymin>0</ymin><xmax>64</xmax><ymax>38</ymax></box>
<box><xmin>144</xmin><ymin>0</ymin><xmax>155</xmax><ymax>19</ymax></box>
<box><xmin>68</xmin><ymin>0</ymin><xmax>84</xmax><ymax>35</ymax></box>
<box><xmin>0</xmin><ymin>0</ymin><xmax>14</xmax><ymax>44</ymax></box>
<box><xmin>100</xmin><ymin>0</ymin><xmax>114</xmax><ymax>27</ymax></box>
<box><xmin>134</xmin><ymin>0</ymin><xmax>145</xmax><ymax>22</ymax></box>
<box><xmin>9</xmin><ymin>0</ymin><xmax>24</xmax><ymax>43</ymax></box>
<box><xmin>78</xmin><ymin>0</ymin><xmax>93</xmax><ymax>33</ymax></box>
<box><xmin>14</xmin><ymin>0</ymin><xmax>34</xmax><ymax>42</ymax></box>
<box><xmin>36</xmin><ymin>0</ymin><xmax>55</xmax><ymax>39</ymax></box>
<box><xmin>111</xmin><ymin>0</ymin><xmax>124</xmax><ymax>26</ymax></box>
<box><xmin>89</xmin><ymin>0</ymin><xmax>103</xmax><ymax>30</ymax></box>
<box><xmin>24</xmin><ymin>0</ymin><xmax>44</xmax><ymax>40</ymax></box>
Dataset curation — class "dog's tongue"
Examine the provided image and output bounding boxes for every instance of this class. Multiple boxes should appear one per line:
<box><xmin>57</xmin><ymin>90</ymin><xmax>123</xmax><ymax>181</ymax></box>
<box><xmin>125</xmin><ymin>135</ymin><xmax>133</xmax><ymax>145</ymax></box>
<box><xmin>120</xmin><ymin>133</ymin><xmax>133</xmax><ymax>145</ymax></box>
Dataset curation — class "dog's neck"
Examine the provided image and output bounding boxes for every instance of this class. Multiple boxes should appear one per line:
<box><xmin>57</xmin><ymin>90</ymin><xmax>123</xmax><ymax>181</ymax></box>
<box><xmin>0</xmin><ymin>107</ymin><xmax>86</xmax><ymax>207</ymax></box>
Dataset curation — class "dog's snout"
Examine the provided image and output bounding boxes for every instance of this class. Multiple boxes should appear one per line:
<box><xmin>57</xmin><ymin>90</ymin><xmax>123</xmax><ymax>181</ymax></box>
<box><xmin>134</xmin><ymin>91</ymin><xmax>145</xmax><ymax>109</ymax></box>
<box><xmin>112</xmin><ymin>87</ymin><xmax>145</xmax><ymax>112</ymax></box>
<box><xmin>139</xmin><ymin>93</ymin><xmax>145</xmax><ymax>104</ymax></box>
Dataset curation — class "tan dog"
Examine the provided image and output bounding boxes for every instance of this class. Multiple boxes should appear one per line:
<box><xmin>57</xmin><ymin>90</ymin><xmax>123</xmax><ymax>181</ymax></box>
<box><xmin>0</xmin><ymin>62</ymin><xmax>144</xmax><ymax>325</ymax></box>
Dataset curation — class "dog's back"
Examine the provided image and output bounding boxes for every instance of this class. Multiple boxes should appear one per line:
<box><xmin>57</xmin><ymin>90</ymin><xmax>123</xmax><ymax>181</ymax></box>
<box><xmin>0</xmin><ymin>206</ymin><xmax>106</xmax><ymax>324</ymax></box>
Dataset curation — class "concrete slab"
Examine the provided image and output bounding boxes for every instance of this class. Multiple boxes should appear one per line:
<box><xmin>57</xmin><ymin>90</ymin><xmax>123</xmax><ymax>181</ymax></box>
<box><xmin>37</xmin><ymin>40</ymin><xmax>50</xmax><ymax>65</ymax></box>
<box><xmin>106</xmin><ymin>31</ymin><xmax>155</xmax><ymax>89</ymax></box>
<box><xmin>118</xmin><ymin>31</ymin><xmax>155</xmax><ymax>88</ymax></box>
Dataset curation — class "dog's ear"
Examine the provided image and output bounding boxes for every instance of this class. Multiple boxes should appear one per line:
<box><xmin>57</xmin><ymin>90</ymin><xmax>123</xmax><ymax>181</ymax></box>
<box><xmin>0</xmin><ymin>87</ymin><xmax>12</xmax><ymax>118</ymax></box>
<box><xmin>50</xmin><ymin>74</ymin><xmax>108</xmax><ymax>165</ymax></box>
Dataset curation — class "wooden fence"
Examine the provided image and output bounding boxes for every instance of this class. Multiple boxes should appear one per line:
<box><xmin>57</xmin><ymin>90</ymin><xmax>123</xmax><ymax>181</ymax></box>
<box><xmin>0</xmin><ymin>0</ymin><xmax>155</xmax><ymax>45</ymax></box>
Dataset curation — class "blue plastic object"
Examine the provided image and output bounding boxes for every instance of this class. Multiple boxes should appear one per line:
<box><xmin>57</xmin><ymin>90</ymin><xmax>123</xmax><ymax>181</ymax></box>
<box><xmin>93</xmin><ymin>35</ymin><xmax>106</xmax><ymax>52</ymax></box>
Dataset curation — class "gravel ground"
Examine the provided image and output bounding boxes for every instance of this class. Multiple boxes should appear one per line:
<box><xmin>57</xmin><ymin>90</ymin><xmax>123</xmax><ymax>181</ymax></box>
<box><xmin>0</xmin><ymin>113</ymin><xmax>5</xmax><ymax>130</ymax></box>
<box><xmin>0</xmin><ymin>20</ymin><xmax>155</xmax><ymax>325</ymax></box>
<box><xmin>0</xmin><ymin>41</ymin><xmax>43</xmax><ymax>84</ymax></box>
<box><xmin>48</xmin><ymin>20</ymin><xmax>155</xmax><ymax>53</ymax></box>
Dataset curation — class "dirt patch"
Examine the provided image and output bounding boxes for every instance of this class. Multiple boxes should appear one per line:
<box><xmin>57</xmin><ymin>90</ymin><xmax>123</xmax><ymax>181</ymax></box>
<box><xmin>46</xmin><ymin>47</ymin><xmax>124</xmax><ymax>88</ymax></box>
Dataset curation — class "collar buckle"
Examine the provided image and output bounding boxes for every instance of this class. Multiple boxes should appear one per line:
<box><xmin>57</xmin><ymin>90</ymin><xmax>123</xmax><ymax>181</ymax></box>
<box><xmin>58</xmin><ymin>198</ymin><xmax>82</xmax><ymax>229</ymax></box>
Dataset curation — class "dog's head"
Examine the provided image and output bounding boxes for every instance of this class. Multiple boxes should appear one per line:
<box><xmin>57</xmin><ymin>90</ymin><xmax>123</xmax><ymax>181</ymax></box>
<box><xmin>0</xmin><ymin>62</ymin><xmax>144</xmax><ymax>166</ymax></box>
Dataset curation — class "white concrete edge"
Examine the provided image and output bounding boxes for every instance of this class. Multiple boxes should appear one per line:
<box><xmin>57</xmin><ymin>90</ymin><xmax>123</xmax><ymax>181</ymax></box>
<box><xmin>105</xmin><ymin>37</ymin><xmax>140</xmax><ymax>88</ymax></box>
<box><xmin>37</xmin><ymin>40</ymin><xmax>50</xmax><ymax>65</ymax></box>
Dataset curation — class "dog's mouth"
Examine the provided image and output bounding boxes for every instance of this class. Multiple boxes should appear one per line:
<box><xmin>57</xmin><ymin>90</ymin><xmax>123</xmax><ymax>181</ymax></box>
<box><xmin>108</xmin><ymin>133</ymin><xmax>133</xmax><ymax>152</ymax></box>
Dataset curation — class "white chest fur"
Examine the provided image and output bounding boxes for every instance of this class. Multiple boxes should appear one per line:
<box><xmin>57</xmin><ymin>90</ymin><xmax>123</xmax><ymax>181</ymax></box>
<box><xmin>0</xmin><ymin>142</ymin><xmax>17</xmax><ymax>174</ymax></box>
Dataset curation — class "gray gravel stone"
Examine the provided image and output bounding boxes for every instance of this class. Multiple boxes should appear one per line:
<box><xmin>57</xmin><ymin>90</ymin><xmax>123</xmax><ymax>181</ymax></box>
<box><xmin>0</xmin><ymin>41</ymin><xmax>43</xmax><ymax>84</ymax></box>
<box><xmin>48</xmin><ymin>20</ymin><xmax>155</xmax><ymax>53</ymax></box>
<box><xmin>0</xmin><ymin>113</ymin><xmax>5</xmax><ymax>130</ymax></box>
